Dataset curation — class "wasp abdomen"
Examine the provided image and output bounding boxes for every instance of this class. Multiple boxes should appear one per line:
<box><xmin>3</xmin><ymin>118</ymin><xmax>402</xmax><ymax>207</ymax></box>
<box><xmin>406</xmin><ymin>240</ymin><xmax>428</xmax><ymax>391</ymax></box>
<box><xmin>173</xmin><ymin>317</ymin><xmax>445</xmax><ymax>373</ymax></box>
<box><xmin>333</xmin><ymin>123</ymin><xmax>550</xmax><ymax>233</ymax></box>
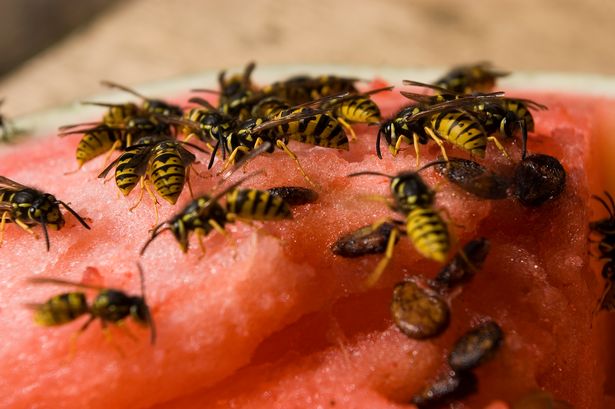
<box><xmin>226</xmin><ymin>189</ymin><xmax>292</xmax><ymax>220</ymax></box>
<box><xmin>405</xmin><ymin>207</ymin><xmax>450</xmax><ymax>263</ymax></box>
<box><xmin>34</xmin><ymin>292</ymin><xmax>88</xmax><ymax>326</ymax></box>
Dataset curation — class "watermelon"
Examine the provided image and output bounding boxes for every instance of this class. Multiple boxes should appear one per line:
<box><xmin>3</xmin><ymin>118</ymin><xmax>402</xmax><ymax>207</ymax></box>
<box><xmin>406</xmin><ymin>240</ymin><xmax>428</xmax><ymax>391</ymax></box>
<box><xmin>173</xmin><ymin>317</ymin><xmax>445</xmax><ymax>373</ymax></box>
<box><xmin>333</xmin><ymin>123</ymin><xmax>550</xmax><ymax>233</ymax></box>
<box><xmin>0</xmin><ymin>79</ymin><xmax>612</xmax><ymax>409</ymax></box>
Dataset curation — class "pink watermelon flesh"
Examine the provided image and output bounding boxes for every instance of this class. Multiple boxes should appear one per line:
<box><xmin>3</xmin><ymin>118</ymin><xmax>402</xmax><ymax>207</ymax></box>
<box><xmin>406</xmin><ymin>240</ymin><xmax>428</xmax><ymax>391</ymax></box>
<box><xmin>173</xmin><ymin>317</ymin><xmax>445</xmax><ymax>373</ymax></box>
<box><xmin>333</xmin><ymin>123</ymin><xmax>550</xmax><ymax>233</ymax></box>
<box><xmin>0</xmin><ymin>82</ymin><xmax>612</xmax><ymax>409</ymax></box>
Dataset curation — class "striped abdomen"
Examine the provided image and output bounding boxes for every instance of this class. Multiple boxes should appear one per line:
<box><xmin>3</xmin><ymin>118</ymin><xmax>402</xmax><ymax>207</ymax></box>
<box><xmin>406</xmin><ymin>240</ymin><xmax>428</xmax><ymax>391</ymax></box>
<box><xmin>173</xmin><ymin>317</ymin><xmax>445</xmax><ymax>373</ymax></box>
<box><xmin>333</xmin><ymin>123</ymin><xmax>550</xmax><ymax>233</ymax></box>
<box><xmin>405</xmin><ymin>207</ymin><xmax>449</xmax><ymax>263</ymax></box>
<box><xmin>102</xmin><ymin>103</ymin><xmax>141</xmax><ymax>127</ymax></box>
<box><xmin>33</xmin><ymin>292</ymin><xmax>89</xmax><ymax>326</ymax></box>
<box><xmin>225</xmin><ymin>189</ymin><xmax>292</xmax><ymax>220</ymax></box>
<box><xmin>334</xmin><ymin>97</ymin><xmax>381</xmax><ymax>124</ymax></box>
<box><xmin>273</xmin><ymin>109</ymin><xmax>349</xmax><ymax>150</ymax></box>
<box><xmin>114</xmin><ymin>144</ymin><xmax>152</xmax><ymax>196</ymax></box>
<box><xmin>76</xmin><ymin>126</ymin><xmax>124</xmax><ymax>167</ymax></box>
<box><xmin>148</xmin><ymin>142</ymin><xmax>195</xmax><ymax>205</ymax></box>
<box><xmin>429</xmin><ymin>111</ymin><xmax>487</xmax><ymax>157</ymax></box>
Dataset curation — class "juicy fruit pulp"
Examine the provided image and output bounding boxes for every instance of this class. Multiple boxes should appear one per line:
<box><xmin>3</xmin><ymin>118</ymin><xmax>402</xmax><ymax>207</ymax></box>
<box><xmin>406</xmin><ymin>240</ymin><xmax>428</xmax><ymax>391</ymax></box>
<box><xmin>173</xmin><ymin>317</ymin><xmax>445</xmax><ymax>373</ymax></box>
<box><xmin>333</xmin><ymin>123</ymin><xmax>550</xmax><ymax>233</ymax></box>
<box><xmin>0</xmin><ymin>86</ymin><xmax>612</xmax><ymax>409</ymax></box>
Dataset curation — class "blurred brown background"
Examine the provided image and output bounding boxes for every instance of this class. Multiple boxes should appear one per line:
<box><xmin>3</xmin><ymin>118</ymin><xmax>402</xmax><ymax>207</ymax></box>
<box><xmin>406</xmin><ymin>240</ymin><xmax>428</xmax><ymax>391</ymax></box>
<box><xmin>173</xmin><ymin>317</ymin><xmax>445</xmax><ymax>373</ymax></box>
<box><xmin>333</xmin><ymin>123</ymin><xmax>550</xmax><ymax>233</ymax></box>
<box><xmin>1</xmin><ymin>0</ymin><xmax>614</xmax><ymax>116</ymax></box>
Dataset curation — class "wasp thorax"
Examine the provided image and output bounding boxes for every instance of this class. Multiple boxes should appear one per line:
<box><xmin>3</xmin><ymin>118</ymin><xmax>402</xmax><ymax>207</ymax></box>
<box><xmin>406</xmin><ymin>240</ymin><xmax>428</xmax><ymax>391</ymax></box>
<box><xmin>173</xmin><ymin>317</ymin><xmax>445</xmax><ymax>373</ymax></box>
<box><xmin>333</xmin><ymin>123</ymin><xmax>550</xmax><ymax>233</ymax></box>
<box><xmin>129</xmin><ymin>297</ymin><xmax>151</xmax><ymax>325</ymax></box>
<box><xmin>391</xmin><ymin>172</ymin><xmax>434</xmax><ymax>211</ymax></box>
<box><xmin>91</xmin><ymin>289</ymin><xmax>133</xmax><ymax>322</ymax></box>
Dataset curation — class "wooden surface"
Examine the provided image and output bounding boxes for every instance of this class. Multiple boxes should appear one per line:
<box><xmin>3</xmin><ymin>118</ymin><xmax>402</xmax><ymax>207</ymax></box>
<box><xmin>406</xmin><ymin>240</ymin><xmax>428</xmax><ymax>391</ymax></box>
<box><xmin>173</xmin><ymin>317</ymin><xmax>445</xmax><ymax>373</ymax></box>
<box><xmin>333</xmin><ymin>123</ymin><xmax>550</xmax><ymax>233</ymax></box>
<box><xmin>1</xmin><ymin>0</ymin><xmax>614</xmax><ymax>116</ymax></box>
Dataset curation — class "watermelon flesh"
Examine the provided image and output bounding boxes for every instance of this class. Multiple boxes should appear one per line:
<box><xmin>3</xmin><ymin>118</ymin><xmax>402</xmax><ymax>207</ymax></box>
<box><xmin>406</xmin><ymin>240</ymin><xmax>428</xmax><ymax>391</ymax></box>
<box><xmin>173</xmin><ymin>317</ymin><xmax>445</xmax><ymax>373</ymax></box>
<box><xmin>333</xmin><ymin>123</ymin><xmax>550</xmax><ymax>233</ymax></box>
<box><xmin>0</xmin><ymin>84</ymin><xmax>612</xmax><ymax>409</ymax></box>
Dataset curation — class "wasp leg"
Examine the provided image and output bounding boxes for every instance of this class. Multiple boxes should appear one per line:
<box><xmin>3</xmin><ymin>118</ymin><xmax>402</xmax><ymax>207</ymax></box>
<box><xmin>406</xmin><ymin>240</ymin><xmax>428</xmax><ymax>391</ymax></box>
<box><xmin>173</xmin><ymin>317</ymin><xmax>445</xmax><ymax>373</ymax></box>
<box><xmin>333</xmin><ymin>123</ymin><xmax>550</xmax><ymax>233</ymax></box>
<box><xmin>101</xmin><ymin>139</ymin><xmax>122</xmax><ymax>168</ymax></box>
<box><xmin>221</xmin><ymin>146</ymin><xmax>251</xmax><ymax>174</ymax></box>
<box><xmin>183</xmin><ymin>133</ymin><xmax>196</xmax><ymax>143</ymax></box>
<box><xmin>487</xmin><ymin>136</ymin><xmax>512</xmax><ymax>161</ymax></box>
<box><xmin>196</xmin><ymin>229</ymin><xmax>207</xmax><ymax>258</ymax></box>
<box><xmin>593</xmin><ymin>281</ymin><xmax>613</xmax><ymax>316</ymax></box>
<box><xmin>365</xmin><ymin>226</ymin><xmax>399</xmax><ymax>287</ymax></box>
<box><xmin>392</xmin><ymin>134</ymin><xmax>406</xmax><ymax>157</ymax></box>
<box><xmin>0</xmin><ymin>211</ymin><xmax>11</xmax><ymax>246</ymax></box>
<box><xmin>101</xmin><ymin>324</ymin><xmax>126</xmax><ymax>358</ymax></box>
<box><xmin>424</xmin><ymin>127</ymin><xmax>449</xmax><ymax>162</ymax></box>
<box><xmin>275</xmin><ymin>139</ymin><xmax>317</xmax><ymax>188</ymax></box>
<box><xmin>116</xmin><ymin>320</ymin><xmax>138</xmax><ymax>342</ymax></box>
<box><xmin>413</xmin><ymin>133</ymin><xmax>421</xmax><ymax>166</ymax></box>
<box><xmin>129</xmin><ymin>179</ymin><xmax>146</xmax><ymax>212</ymax></box>
<box><xmin>64</xmin><ymin>315</ymin><xmax>96</xmax><ymax>362</ymax></box>
<box><xmin>14</xmin><ymin>218</ymin><xmax>38</xmax><ymax>238</ymax></box>
<box><xmin>186</xmin><ymin>167</ymin><xmax>195</xmax><ymax>199</ymax></box>
<box><xmin>337</xmin><ymin>118</ymin><xmax>356</xmax><ymax>141</ymax></box>
<box><xmin>143</xmin><ymin>181</ymin><xmax>161</xmax><ymax>226</ymax></box>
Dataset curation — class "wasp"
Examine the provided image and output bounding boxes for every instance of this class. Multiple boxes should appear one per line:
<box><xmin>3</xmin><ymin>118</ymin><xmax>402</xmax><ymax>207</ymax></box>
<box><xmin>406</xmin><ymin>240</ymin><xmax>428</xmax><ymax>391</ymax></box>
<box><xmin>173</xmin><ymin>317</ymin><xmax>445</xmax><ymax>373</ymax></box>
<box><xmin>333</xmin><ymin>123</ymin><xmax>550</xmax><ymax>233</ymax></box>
<box><xmin>141</xmin><ymin>170</ymin><xmax>292</xmax><ymax>255</ymax></box>
<box><xmin>318</xmin><ymin>86</ymin><xmax>393</xmax><ymax>140</ymax></box>
<box><xmin>215</xmin><ymin>98</ymin><xmax>349</xmax><ymax>185</ymax></box>
<box><xmin>348</xmin><ymin>166</ymin><xmax>451</xmax><ymax>286</ymax></box>
<box><xmin>190</xmin><ymin>62</ymin><xmax>259</xmax><ymax>121</ymax></box>
<box><xmin>0</xmin><ymin>176</ymin><xmax>90</xmax><ymax>251</ymax></box>
<box><xmin>60</xmin><ymin>113</ymin><xmax>174</xmax><ymax>172</ymax></box>
<box><xmin>260</xmin><ymin>74</ymin><xmax>361</xmax><ymax>105</ymax></box>
<box><xmin>100</xmin><ymin>80</ymin><xmax>183</xmax><ymax>118</ymax></box>
<box><xmin>98</xmin><ymin>135</ymin><xmax>206</xmax><ymax>221</ymax></box>
<box><xmin>433</xmin><ymin>62</ymin><xmax>509</xmax><ymax>93</ymax></box>
<box><xmin>402</xmin><ymin>80</ymin><xmax>547</xmax><ymax>159</ymax></box>
<box><xmin>28</xmin><ymin>264</ymin><xmax>156</xmax><ymax>345</ymax></box>
<box><xmin>386</xmin><ymin>91</ymin><xmax>513</xmax><ymax>164</ymax></box>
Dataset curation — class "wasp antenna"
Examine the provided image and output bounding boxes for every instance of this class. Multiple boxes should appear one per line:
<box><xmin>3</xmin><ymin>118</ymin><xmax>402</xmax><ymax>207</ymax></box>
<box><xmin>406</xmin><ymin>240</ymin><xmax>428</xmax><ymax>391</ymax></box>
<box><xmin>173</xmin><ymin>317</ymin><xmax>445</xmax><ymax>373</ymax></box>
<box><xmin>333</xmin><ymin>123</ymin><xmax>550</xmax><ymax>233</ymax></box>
<box><xmin>243</xmin><ymin>62</ymin><xmax>256</xmax><ymax>84</ymax></box>
<box><xmin>137</xmin><ymin>263</ymin><xmax>147</xmax><ymax>299</ymax></box>
<box><xmin>593</xmin><ymin>194</ymin><xmax>614</xmax><ymax>218</ymax></box>
<box><xmin>58</xmin><ymin>201</ymin><xmax>91</xmax><ymax>230</ymax></box>
<box><xmin>136</xmin><ymin>263</ymin><xmax>157</xmax><ymax>345</ymax></box>
<box><xmin>348</xmin><ymin>170</ymin><xmax>393</xmax><ymax>179</ymax></box>
<box><xmin>187</xmin><ymin>97</ymin><xmax>217</xmax><ymax>110</ymax></box>
<box><xmin>140</xmin><ymin>223</ymin><xmax>170</xmax><ymax>256</ymax></box>
<box><xmin>605</xmin><ymin>191</ymin><xmax>615</xmax><ymax>214</ymax></box>
<box><xmin>40</xmin><ymin>218</ymin><xmax>50</xmax><ymax>251</ymax></box>
<box><xmin>100</xmin><ymin>80</ymin><xmax>147</xmax><ymax>100</ymax></box>
<box><xmin>190</xmin><ymin>88</ymin><xmax>221</xmax><ymax>95</ymax></box>
<box><xmin>375</xmin><ymin>127</ymin><xmax>384</xmax><ymax>159</ymax></box>
<box><xmin>417</xmin><ymin>159</ymin><xmax>452</xmax><ymax>172</ymax></box>
<box><xmin>218</xmin><ymin>141</ymin><xmax>272</xmax><ymax>181</ymax></box>
<box><xmin>207</xmin><ymin>140</ymin><xmax>221</xmax><ymax>169</ymax></box>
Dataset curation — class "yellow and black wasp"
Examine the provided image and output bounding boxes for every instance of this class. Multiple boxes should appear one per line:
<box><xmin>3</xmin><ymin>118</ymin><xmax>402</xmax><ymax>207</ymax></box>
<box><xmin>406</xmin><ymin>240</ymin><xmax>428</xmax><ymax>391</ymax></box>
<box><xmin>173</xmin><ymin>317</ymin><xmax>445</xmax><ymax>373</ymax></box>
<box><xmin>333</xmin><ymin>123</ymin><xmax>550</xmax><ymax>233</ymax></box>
<box><xmin>98</xmin><ymin>135</ymin><xmax>207</xmax><ymax>221</ymax></box>
<box><xmin>348</xmin><ymin>166</ymin><xmax>451</xmax><ymax>286</ymax></box>
<box><xmin>191</xmin><ymin>62</ymin><xmax>259</xmax><ymax>121</ymax></box>
<box><xmin>0</xmin><ymin>176</ymin><xmax>90</xmax><ymax>250</ymax></box>
<box><xmin>402</xmin><ymin>80</ymin><xmax>547</xmax><ymax>159</ymax></box>
<box><xmin>160</xmin><ymin>96</ymin><xmax>239</xmax><ymax>169</ymax></box>
<box><xmin>213</xmin><ymin>95</ymin><xmax>350</xmax><ymax>185</ymax></box>
<box><xmin>141</xmin><ymin>166</ymin><xmax>293</xmax><ymax>255</ymax></box>
<box><xmin>60</xmin><ymin>115</ymin><xmax>173</xmax><ymax>172</ymax></box>
<box><xmin>318</xmin><ymin>86</ymin><xmax>393</xmax><ymax>141</ymax></box>
<box><xmin>260</xmin><ymin>74</ymin><xmax>361</xmax><ymax>105</ymax></box>
<box><xmin>434</xmin><ymin>62</ymin><xmax>509</xmax><ymax>94</ymax></box>
<box><xmin>100</xmin><ymin>80</ymin><xmax>184</xmax><ymax>118</ymax></box>
<box><xmin>378</xmin><ymin>91</ymin><xmax>511</xmax><ymax>164</ymax></box>
<box><xmin>28</xmin><ymin>264</ymin><xmax>156</xmax><ymax>345</ymax></box>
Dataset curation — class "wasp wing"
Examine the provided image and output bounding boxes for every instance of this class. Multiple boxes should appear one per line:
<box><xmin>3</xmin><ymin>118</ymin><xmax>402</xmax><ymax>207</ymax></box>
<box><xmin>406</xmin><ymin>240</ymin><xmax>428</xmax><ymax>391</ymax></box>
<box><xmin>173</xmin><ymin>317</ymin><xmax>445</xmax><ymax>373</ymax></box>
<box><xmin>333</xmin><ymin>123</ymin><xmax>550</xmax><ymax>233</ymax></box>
<box><xmin>27</xmin><ymin>276</ymin><xmax>105</xmax><ymax>290</ymax></box>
